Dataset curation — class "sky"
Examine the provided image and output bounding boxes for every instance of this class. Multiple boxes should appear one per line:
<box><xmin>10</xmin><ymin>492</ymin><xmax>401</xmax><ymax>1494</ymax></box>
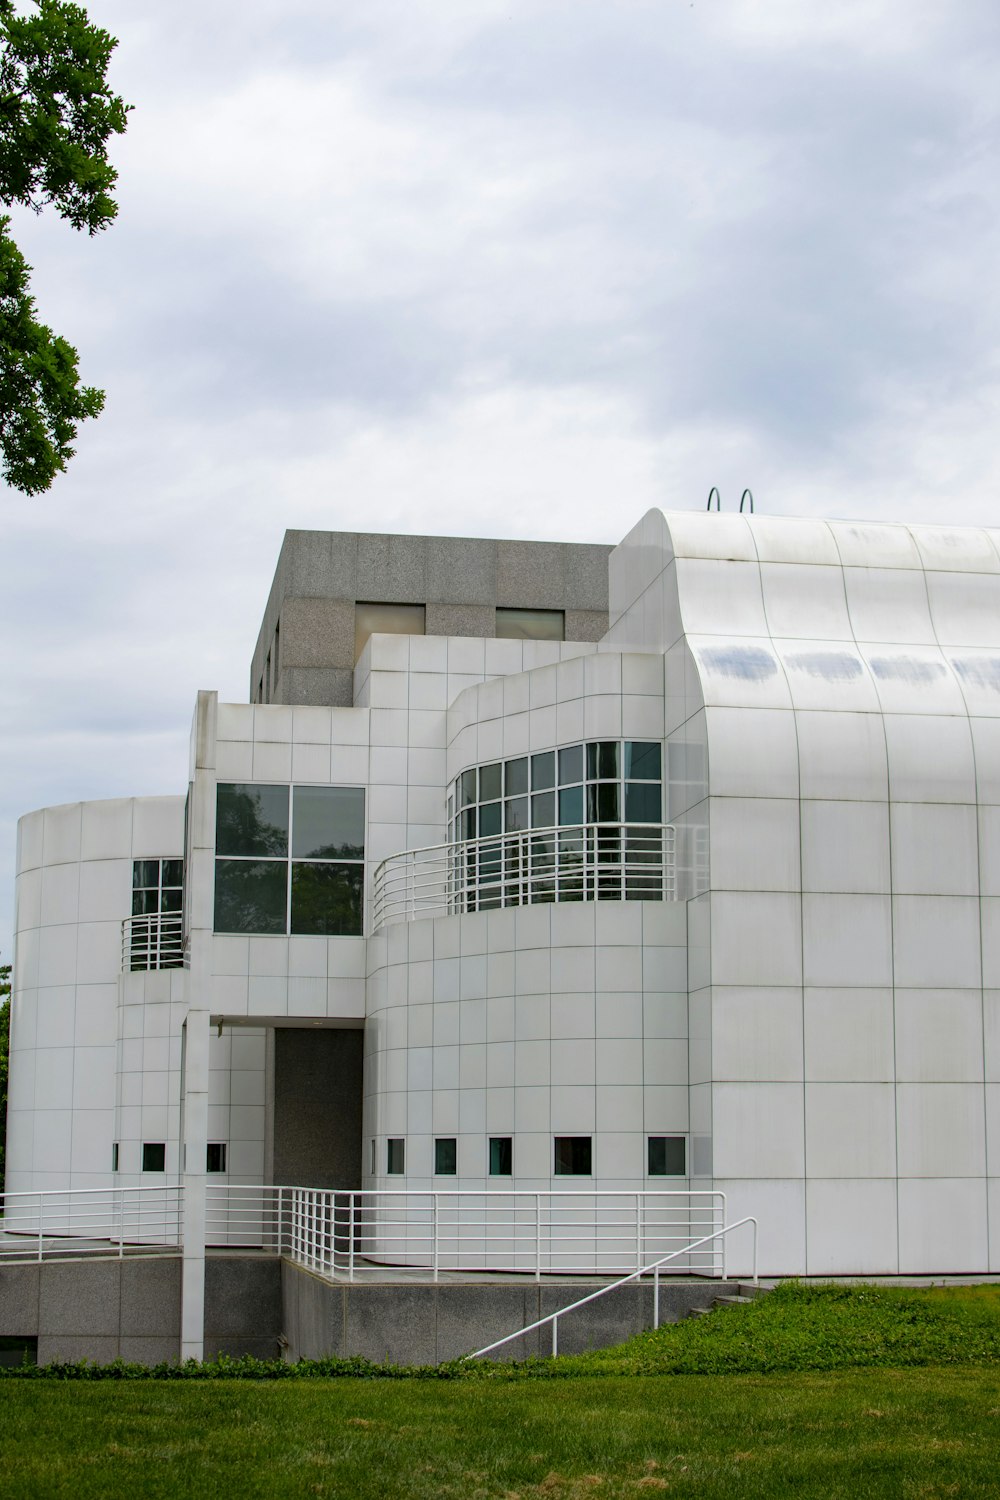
<box><xmin>3</xmin><ymin>0</ymin><xmax>1000</xmax><ymax>954</ymax></box>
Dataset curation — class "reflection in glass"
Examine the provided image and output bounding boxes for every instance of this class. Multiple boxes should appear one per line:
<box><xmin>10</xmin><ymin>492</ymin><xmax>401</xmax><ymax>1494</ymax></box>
<box><xmin>163</xmin><ymin>859</ymin><xmax>184</xmax><ymax>888</ymax></box>
<box><xmin>625</xmin><ymin>782</ymin><xmax>661</xmax><ymax>823</ymax></box>
<box><xmin>648</xmin><ymin>1136</ymin><xmax>686</xmax><ymax>1176</ymax></box>
<box><xmin>559</xmin><ymin>785</ymin><xmax>584</xmax><ymax>825</ymax></box>
<box><xmin>479</xmin><ymin>801</ymin><xmax>502</xmax><ymax>837</ymax></box>
<box><xmin>587</xmin><ymin>741</ymin><xmax>619</xmax><ymax>779</ymax></box>
<box><xmin>133</xmin><ymin>859</ymin><xmax>159</xmax><ymax>889</ymax></box>
<box><xmin>505</xmin><ymin>757</ymin><xmax>529</xmax><ymax>796</ymax></box>
<box><xmin>214</xmin><ymin>858</ymin><xmax>287</xmax><ymax>934</ymax></box>
<box><xmin>558</xmin><ymin>744</ymin><xmax>583</xmax><ymax>784</ymax></box>
<box><xmin>489</xmin><ymin>1137</ymin><xmax>513</xmax><ymax>1175</ymax></box>
<box><xmin>216</xmin><ymin>784</ymin><xmax>289</xmax><ymax>857</ymax></box>
<box><xmin>495</xmin><ymin>607</ymin><xmax>564</xmax><ymax>641</ymax></box>
<box><xmin>292</xmin><ymin>785</ymin><xmax>364</xmax><ymax>859</ymax></box>
<box><xmin>531</xmin><ymin>791</ymin><xmax>555</xmax><ymax>828</ymax></box>
<box><xmin>505</xmin><ymin>796</ymin><xmax>529</xmax><ymax>832</ymax></box>
<box><xmin>625</xmin><ymin>742</ymin><xmax>661</xmax><ymax>781</ymax></box>
<box><xmin>291</xmin><ymin>862</ymin><xmax>363</xmax><ymax>935</ymax></box>
<box><xmin>461</xmin><ymin>769</ymin><xmax>477</xmax><ymax>807</ymax></box>
<box><xmin>587</xmin><ymin>783</ymin><xmax>620</xmax><ymax>822</ymax></box>
<box><xmin>435</xmin><ymin>1138</ymin><xmax>457</xmax><ymax>1175</ymax></box>
<box><xmin>479</xmin><ymin>762</ymin><xmax>502</xmax><ymax>801</ymax></box>
<box><xmin>531</xmin><ymin>751</ymin><xmax>555</xmax><ymax>790</ymax></box>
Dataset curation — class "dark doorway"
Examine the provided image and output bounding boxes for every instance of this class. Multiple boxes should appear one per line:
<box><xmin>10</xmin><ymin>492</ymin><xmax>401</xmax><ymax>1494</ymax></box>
<box><xmin>272</xmin><ymin>1028</ymin><xmax>363</xmax><ymax>1189</ymax></box>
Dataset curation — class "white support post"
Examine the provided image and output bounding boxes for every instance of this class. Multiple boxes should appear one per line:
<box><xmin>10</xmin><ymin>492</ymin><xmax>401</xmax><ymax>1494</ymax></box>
<box><xmin>180</xmin><ymin>1006</ymin><xmax>210</xmax><ymax>1361</ymax></box>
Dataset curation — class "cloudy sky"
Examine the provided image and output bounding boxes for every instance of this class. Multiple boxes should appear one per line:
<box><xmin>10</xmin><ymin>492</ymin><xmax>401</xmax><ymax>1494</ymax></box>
<box><xmin>3</xmin><ymin>0</ymin><xmax>1000</xmax><ymax>952</ymax></box>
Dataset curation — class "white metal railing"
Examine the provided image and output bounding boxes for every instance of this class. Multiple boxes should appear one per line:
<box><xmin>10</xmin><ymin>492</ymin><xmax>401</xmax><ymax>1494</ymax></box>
<box><xmin>204</xmin><ymin>1187</ymin><xmax>724</xmax><ymax>1280</ymax></box>
<box><xmin>371</xmin><ymin>822</ymin><xmax>676</xmax><ymax>930</ymax></box>
<box><xmin>467</xmin><ymin>1216</ymin><xmax>759</xmax><ymax>1360</ymax></box>
<box><xmin>0</xmin><ymin>1186</ymin><xmax>183</xmax><ymax>1261</ymax></box>
<box><xmin>122</xmin><ymin>913</ymin><xmax>184</xmax><ymax>972</ymax></box>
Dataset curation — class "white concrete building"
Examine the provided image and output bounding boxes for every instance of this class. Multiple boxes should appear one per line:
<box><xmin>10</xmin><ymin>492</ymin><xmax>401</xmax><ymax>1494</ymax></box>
<box><xmin>10</xmin><ymin>509</ymin><xmax>1000</xmax><ymax>1297</ymax></box>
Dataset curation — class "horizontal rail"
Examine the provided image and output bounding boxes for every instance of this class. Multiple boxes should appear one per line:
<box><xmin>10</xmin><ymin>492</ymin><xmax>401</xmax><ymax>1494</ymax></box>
<box><xmin>466</xmin><ymin>1216</ymin><xmax>759</xmax><ymax>1360</ymax></box>
<box><xmin>371</xmin><ymin>822</ymin><xmax>676</xmax><ymax>930</ymax></box>
<box><xmin>122</xmin><ymin>913</ymin><xmax>184</xmax><ymax>972</ymax></box>
<box><xmin>0</xmin><ymin>1186</ymin><xmax>183</xmax><ymax>1262</ymax></box>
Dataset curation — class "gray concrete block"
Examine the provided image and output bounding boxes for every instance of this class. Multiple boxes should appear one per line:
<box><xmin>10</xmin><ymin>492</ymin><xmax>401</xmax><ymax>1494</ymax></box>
<box><xmin>343</xmin><ymin>1284</ymin><xmax>437</xmax><ymax>1366</ymax></box>
<box><xmin>538</xmin><ymin>1282</ymin><xmax>647</xmax><ymax>1356</ymax></box>
<box><xmin>435</xmin><ymin>1284</ymin><xmax>534</xmax><ymax>1363</ymax></box>
<box><xmin>425</xmin><ymin>603</ymin><xmax>495</xmax><ymax>638</ymax></box>
<box><xmin>118</xmin><ymin>1336</ymin><xmax>180</xmax><ymax>1366</ymax></box>
<box><xmin>282</xmin><ymin>1262</ymin><xmax>341</xmax><ymax>1361</ymax></box>
<box><xmin>356</xmin><ymin>535</ymin><xmax>426</xmax><ymax>604</ymax></box>
<box><xmin>496</xmin><ymin>540</ymin><xmax>566</xmax><ymax>608</ymax></box>
<box><xmin>285</xmin><ymin>532</ymin><xmax>359</xmax><ymax>600</ymax></box>
<box><xmin>38</xmin><ymin>1334</ymin><xmax>119</xmax><ymax>1365</ymax></box>
<box><xmin>278</xmin><ymin>666</ymin><xmax>354</xmax><ymax>707</ymax></box>
<box><xmin>565</xmin><ymin>609</ymin><xmax>609</xmax><ymax>642</ymax></box>
<box><xmin>561</xmin><ymin>543</ymin><xmax>613</xmax><ymax>611</ymax></box>
<box><xmin>38</xmin><ymin>1261</ymin><xmax>121</xmax><ymax>1337</ymax></box>
<box><xmin>121</xmin><ymin>1258</ymin><xmax>181</xmax><ymax>1337</ymax></box>
<box><xmin>0</xmin><ymin>1264</ymin><xmax>41</xmax><ymax>1335</ymax></box>
<box><xmin>426</xmin><ymin>539</ymin><xmax>497</xmax><ymax>605</ymax></box>
<box><xmin>204</xmin><ymin>1334</ymin><xmax>282</xmax><ymax>1361</ymax></box>
<box><xmin>205</xmin><ymin>1256</ymin><xmax>281</xmax><ymax>1338</ymax></box>
<box><xmin>282</xmin><ymin>598</ymin><xmax>355</xmax><ymax>670</ymax></box>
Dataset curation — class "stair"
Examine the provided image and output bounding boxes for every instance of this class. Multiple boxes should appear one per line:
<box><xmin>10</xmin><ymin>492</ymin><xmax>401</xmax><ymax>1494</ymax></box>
<box><xmin>685</xmin><ymin>1284</ymin><xmax>768</xmax><ymax>1321</ymax></box>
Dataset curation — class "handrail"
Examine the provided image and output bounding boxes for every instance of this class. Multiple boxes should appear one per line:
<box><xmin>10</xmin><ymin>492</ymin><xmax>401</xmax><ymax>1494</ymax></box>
<box><xmin>122</xmin><ymin>913</ymin><xmax>184</xmax><ymax>972</ymax></box>
<box><xmin>371</xmin><ymin>821</ymin><xmax>676</xmax><ymax>931</ymax></box>
<box><xmin>465</xmin><ymin>1216</ymin><xmax>759</xmax><ymax>1360</ymax></box>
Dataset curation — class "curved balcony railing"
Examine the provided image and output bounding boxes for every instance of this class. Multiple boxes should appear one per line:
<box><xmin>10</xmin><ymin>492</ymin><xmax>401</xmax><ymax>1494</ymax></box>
<box><xmin>371</xmin><ymin>822</ymin><xmax>676</xmax><ymax>930</ymax></box>
<box><xmin>122</xmin><ymin>913</ymin><xmax>185</xmax><ymax>972</ymax></box>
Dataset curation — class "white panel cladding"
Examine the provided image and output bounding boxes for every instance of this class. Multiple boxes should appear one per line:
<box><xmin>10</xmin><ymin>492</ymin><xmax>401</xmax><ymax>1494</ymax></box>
<box><xmin>363</xmin><ymin>902</ymin><xmax>688</xmax><ymax>1193</ymax></box>
<box><xmin>10</xmin><ymin>795</ymin><xmax>185</xmax><ymax>1195</ymax></box>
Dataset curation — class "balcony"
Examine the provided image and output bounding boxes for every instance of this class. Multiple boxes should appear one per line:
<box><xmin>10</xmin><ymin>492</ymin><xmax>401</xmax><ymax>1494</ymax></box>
<box><xmin>122</xmin><ymin>913</ymin><xmax>184</xmax><ymax>972</ymax></box>
<box><xmin>371</xmin><ymin>822</ymin><xmax>676</xmax><ymax>930</ymax></box>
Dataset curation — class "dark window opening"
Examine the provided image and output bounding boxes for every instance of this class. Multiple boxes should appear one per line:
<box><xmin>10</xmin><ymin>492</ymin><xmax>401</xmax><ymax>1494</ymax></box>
<box><xmin>207</xmin><ymin>1143</ymin><xmax>227</xmax><ymax>1174</ymax></box>
<box><xmin>142</xmin><ymin>1142</ymin><xmax>166</xmax><ymax>1173</ymax></box>
<box><xmin>489</xmin><ymin>1137</ymin><xmax>513</xmax><ymax>1176</ymax></box>
<box><xmin>387</xmin><ymin>1138</ymin><xmax>405</xmax><ymax>1175</ymax></box>
<box><xmin>435</xmin><ymin>1138</ymin><xmax>457</xmax><ymax>1175</ymax></box>
<box><xmin>111</xmin><ymin>1142</ymin><xmax>119</xmax><ymax>1173</ymax></box>
<box><xmin>554</xmin><ymin>1137</ymin><xmax>591</xmax><ymax>1176</ymax></box>
<box><xmin>648</xmin><ymin>1136</ymin><xmax>687</xmax><ymax>1176</ymax></box>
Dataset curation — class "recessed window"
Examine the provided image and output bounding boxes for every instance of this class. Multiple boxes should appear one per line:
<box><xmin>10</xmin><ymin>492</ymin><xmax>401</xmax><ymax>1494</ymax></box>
<box><xmin>489</xmin><ymin>1137</ymin><xmax>513</xmax><ymax>1176</ymax></box>
<box><xmin>387</xmin><ymin>1138</ymin><xmax>405</xmax><ymax>1175</ymax></box>
<box><xmin>495</xmin><ymin>608</ymin><xmax>564</xmax><ymax>641</ymax></box>
<box><xmin>435</xmin><ymin>1138</ymin><xmax>457</xmax><ymax>1175</ymax></box>
<box><xmin>370</xmin><ymin>1139</ymin><xmax>376</xmax><ymax>1175</ymax></box>
<box><xmin>111</xmin><ymin>1142</ymin><xmax>119</xmax><ymax>1173</ymax></box>
<box><xmin>142</xmin><ymin>1142</ymin><xmax>166</xmax><ymax>1173</ymax></box>
<box><xmin>554</xmin><ymin>1137</ymin><xmax>591</xmax><ymax>1176</ymax></box>
<box><xmin>207</xmin><ymin>1143</ymin><xmax>227</xmax><ymax>1174</ymax></box>
<box><xmin>214</xmin><ymin>784</ymin><xmax>365</xmax><ymax>936</ymax></box>
<box><xmin>355</xmin><ymin>602</ymin><xmax>426</xmax><ymax>662</ymax></box>
<box><xmin>648</xmin><ymin>1136</ymin><xmax>687</xmax><ymax>1177</ymax></box>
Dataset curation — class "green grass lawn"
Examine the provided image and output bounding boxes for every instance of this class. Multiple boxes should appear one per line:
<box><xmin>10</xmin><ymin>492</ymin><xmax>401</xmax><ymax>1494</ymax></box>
<box><xmin>3</xmin><ymin>1285</ymin><xmax>1000</xmax><ymax>1498</ymax></box>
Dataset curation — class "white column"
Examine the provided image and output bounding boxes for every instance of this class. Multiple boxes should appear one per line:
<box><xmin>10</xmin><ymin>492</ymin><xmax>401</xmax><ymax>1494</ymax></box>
<box><xmin>180</xmin><ymin>1005</ymin><xmax>210</xmax><ymax>1360</ymax></box>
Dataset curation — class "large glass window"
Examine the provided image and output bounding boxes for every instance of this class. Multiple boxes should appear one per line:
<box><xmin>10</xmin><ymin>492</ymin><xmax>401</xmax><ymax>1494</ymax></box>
<box><xmin>214</xmin><ymin>784</ymin><xmax>365</xmax><ymax>935</ymax></box>
<box><xmin>554</xmin><ymin>1137</ymin><xmax>592</xmax><ymax>1176</ymax></box>
<box><xmin>355</xmin><ymin>602</ymin><xmax>425</xmax><ymax>662</ymax></box>
<box><xmin>495</xmin><ymin>607</ymin><xmax>564</xmax><ymax>641</ymax></box>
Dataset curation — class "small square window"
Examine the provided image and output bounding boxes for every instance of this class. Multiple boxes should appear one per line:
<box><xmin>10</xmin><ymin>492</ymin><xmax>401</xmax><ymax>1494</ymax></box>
<box><xmin>435</xmin><ymin>1138</ymin><xmax>457</xmax><ymax>1175</ymax></box>
<box><xmin>648</xmin><ymin>1136</ymin><xmax>686</xmax><ymax>1176</ymax></box>
<box><xmin>142</xmin><ymin>1142</ymin><xmax>166</xmax><ymax>1173</ymax></box>
<box><xmin>111</xmin><ymin>1142</ymin><xmax>119</xmax><ymax>1173</ymax></box>
<box><xmin>489</xmin><ymin>1137</ymin><xmax>513</xmax><ymax>1176</ymax></box>
<box><xmin>387</xmin><ymin>1138</ymin><xmax>405</xmax><ymax>1175</ymax></box>
<box><xmin>554</xmin><ymin>1137</ymin><xmax>591</xmax><ymax>1176</ymax></box>
<box><xmin>207</xmin><ymin>1143</ymin><xmax>227</xmax><ymax>1174</ymax></box>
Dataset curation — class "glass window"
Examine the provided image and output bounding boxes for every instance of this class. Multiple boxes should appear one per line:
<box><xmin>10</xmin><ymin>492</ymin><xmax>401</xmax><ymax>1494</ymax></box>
<box><xmin>111</xmin><ymin>1143</ymin><xmax>119</xmax><ymax>1173</ymax></box>
<box><xmin>531</xmin><ymin>791</ymin><xmax>555</xmax><ymax>828</ymax></box>
<box><xmin>625</xmin><ymin>742</ymin><xmax>661</xmax><ymax>781</ymax></box>
<box><xmin>505</xmin><ymin>797</ymin><xmax>529</xmax><ymax>832</ymax></box>
<box><xmin>489</xmin><ymin>1137</ymin><xmax>513</xmax><ymax>1176</ymax></box>
<box><xmin>435</xmin><ymin>1138</ymin><xmax>457</xmax><ymax>1175</ymax></box>
<box><xmin>531</xmin><ymin>751</ymin><xmax>555</xmax><ymax>790</ymax></box>
<box><xmin>216</xmin><ymin>784</ymin><xmax>289</xmax><ymax>857</ymax></box>
<box><xmin>554</xmin><ymin>1137</ymin><xmax>591</xmax><ymax>1176</ymax></box>
<box><xmin>495</xmin><ymin>607</ymin><xmax>564</xmax><ymax>641</ymax></box>
<box><xmin>387</xmin><ymin>1138</ymin><xmax>405</xmax><ymax>1175</ymax></box>
<box><xmin>648</xmin><ymin>1136</ymin><xmax>686</xmax><ymax>1176</ymax></box>
<box><xmin>625</xmin><ymin>783</ymin><xmax>661</xmax><ymax>823</ymax></box>
<box><xmin>292</xmin><ymin>785</ymin><xmax>364</xmax><ymax>859</ymax></box>
<box><xmin>479</xmin><ymin>801</ymin><xmax>502</xmax><ymax>837</ymax></box>
<box><xmin>461</xmin><ymin>769</ymin><xmax>477</xmax><ymax>808</ymax></box>
<box><xmin>558</xmin><ymin>744</ymin><xmax>583</xmax><ymax>784</ymax></box>
<box><xmin>587</xmin><ymin>783</ymin><xmax>620</xmax><ymax>823</ymax></box>
<box><xmin>505</xmin><ymin>757</ymin><xmax>529</xmax><ymax>796</ymax></box>
<box><xmin>207</xmin><ymin>1143</ymin><xmax>227</xmax><ymax>1174</ymax></box>
<box><xmin>142</xmin><ymin>1142</ymin><xmax>166</xmax><ymax>1173</ymax></box>
<box><xmin>291</xmin><ymin>863</ymin><xmax>363</xmax><ymax>936</ymax></box>
<box><xmin>587</xmin><ymin>742</ymin><xmax>619</xmax><ymax>779</ymax></box>
<box><xmin>214</xmin><ymin>859</ymin><xmax>288</xmax><ymax>935</ymax></box>
<box><xmin>558</xmin><ymin>785</ymin><xmax>584</xmax><ymax>826</ymax></box>
<box><xmin>355</xmin><ymin>602</ymin><xmax>425</xmax><ymax>662</ymax></box>
<box><xmin>132</xmin><ymin>858</ymin><xmax>184</xmax><ymax>917</ymax></box>
<box><xmin>479</xmin><ymin>762</ymin><xmax>502</xmax><ymax>801</ymax></box>
<box><xmin>461</xmin><ymin>806</ymin><xmax>477</xmax><ymax>840</ymax></box>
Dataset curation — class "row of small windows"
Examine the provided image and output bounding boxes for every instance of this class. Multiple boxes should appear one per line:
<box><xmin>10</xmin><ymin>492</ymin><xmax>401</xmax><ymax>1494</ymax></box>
<box><xmin>377</xmin><ymin>1136</ymin><xmax>687</xmax><ymax>1178</ymax></box>
<box><xmin>113</xmin><ymin>1143</ymin><xmax>227</xmax><ymax>1173</ymax></box>
<box><xmin>213</xmin><ymin>783</ymin><xmax>365</xmax><ymax>936</ymax></box>
<box><xmin>449</xmin><ymin>742</ymin><xmax>662</xmax><ymax>843</ymax></box>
